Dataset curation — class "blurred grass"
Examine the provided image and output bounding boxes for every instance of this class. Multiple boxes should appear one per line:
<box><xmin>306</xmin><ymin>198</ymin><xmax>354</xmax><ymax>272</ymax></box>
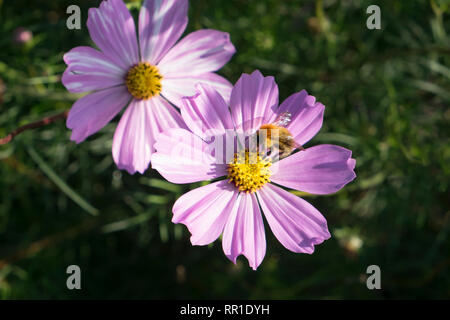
<box><xmin>0</xmin><ymin>0</ymin><xmax>449</xmax><ymax>299</ymax></box>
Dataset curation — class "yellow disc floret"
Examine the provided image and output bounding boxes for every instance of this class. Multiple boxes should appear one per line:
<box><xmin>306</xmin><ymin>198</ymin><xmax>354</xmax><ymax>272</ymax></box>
<box><xmin>126</xmin><ymin>62</ymin><xmax>162</xmax><ymax>100</ymax></box>
<box><xmin>227</xmin><ymin>150</ymin><xmax>271</xmax><ymax>193</ymax></box>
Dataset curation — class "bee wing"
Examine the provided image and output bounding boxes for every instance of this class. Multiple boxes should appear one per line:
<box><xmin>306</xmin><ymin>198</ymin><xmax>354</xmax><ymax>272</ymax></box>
<box><xmin>273</xmin><ymin>112</ymin><xmax>292</xmax><ymax>127</ymax></box>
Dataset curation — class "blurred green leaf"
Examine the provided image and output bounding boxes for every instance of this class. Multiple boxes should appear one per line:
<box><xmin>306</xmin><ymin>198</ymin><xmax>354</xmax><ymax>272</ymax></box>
<box><xmin>27</xmin><ymin>146</ymin><xmax>99</xmax><ymax>216</ymax></box>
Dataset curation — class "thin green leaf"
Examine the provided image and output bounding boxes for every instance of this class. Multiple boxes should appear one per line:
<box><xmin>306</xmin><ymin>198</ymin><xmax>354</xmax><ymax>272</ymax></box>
<box><xmin>27</xmin><ymin>146</ymin><xmax>99</xmax><ymax>216</ymax></box>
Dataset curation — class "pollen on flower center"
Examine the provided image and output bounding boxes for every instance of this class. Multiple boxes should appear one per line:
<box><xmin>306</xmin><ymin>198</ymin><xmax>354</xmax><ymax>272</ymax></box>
<box><xmin>125</xmin><ymin>62</ymin><xmax>162</xmax><ymax>100</ymax></box>
<box><xmin>227</xmin><ymin>150</ymin><xmax>271</xmax><ymax>193</ymax></box>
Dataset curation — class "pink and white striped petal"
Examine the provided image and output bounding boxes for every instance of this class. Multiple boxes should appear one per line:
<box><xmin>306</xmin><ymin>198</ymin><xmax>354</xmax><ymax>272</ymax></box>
<box><xmin>112</xmin><ymin>96</ymin><xmax>185</xmax><ymax>175</ymax></box>
<box><xmin>230</xmin><ymin>70</ymin><xmax>279</xmax><ymax>133</ymax></box>
<box><xmin>139</xmin><ymin>0</ymin><xmax>188</xmax><ymax>65</ymax></box>
<box><xmin>172</xmin><ymin>180</ymin><xmax>238</xmax><ymax>246</ymax></box>
<box><xmin>151</xmin><ymin>128</ymin><xmax>227</xmax><ymax>183</ymax></box>
<box><xmin>222</xmin><ymin>192</ymin><xmax>266</xmax><ymax>270</ymax></box>
<box><xmin>87</xmin><ymin>0</ymin><xmax>140</xmax><ymax>70</ymax></box>
<box><xmin>158</xmin><ymin>29</ymin><xmax>236</xmax><ymax>77</ymax></box>
<box><xmin>179</xmin><ymin>83</ymin><xmax>234</xmax><ymax>140</ymax></box>
<box><xmin>271</xmin><ymin>144</ymin><xmax>356</xmax><ymax>195</ymax></box>
<box><xmin>67</xmin><ymin>86</ymin><xmax>131</xmax><ymax>143</ymax></box>
<box><xmin>258</xmin><ymin>184</ymin><xmax>331</xmax><ymax>254</ymax></box>
<box><xmin>161</xmin><ymin>72</ymin><xmax>233</xmax><ymax>107</ymax></box>
<box><xmin>62</xmin><ymin>46</ymin><xmax>126</xmax><ymax>93</ymax></box>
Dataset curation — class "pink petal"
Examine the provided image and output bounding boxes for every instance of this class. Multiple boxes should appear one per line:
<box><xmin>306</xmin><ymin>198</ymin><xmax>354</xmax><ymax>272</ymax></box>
<box><xmin>67</xmin><ymin>86</ymin><xmax>131</xmax><ymax>143</ymax></box>
<box><xmin>162</xmin><ymin>73</ymin><xmax>233</xmax><ymax>107</ymax></box>
<box><xmin>112</xmin><ymin>96</ymin><xmax>185</xmax><ymax>174</ymax></box>
<box><xmin>158</xmin><ymin>29</ymin><xmax>236</xmax><ymax>76</ymax></box>
<box><xmin>267</xmin><ymin>90</ymin><xmax>325</xmax><ymax>146</ymax></box>
<box><xmin>172</xmin><ymin>180</ymin><xmax>238</xmax><ymax>246</ymax></box>
<box><xmin>258</xmin><ymin>184</ymin><xmax>331</xmax><ymax>254</ymax></box>
<box><xmin>230</xmin><ymin>70</ymin><xmax>279</xmax><ymax>133</ymax></box>
<box><xmin>62</xmin><ymin>46</ymin><xmax>126</xmax><ymax>93</ymax></box>
<box><xmin>151</xmin><ymin>128</ymin><xmax>227</xmax><ymax>183</ymax></box>
<box><xmin>179</xmin><ymin>83</ymin><xmax>234</xmax><ymax>140</ymax></box>
<box><xmin>87</xmin><ymin>0</ymin><xmax>139</xmax><ymax>70</ymax></box>
<box><xmin>271</xmin><ymin>144</ymin><xmax>356</xmax><ymax>195</ymax></box>
<box><xmin>222</xmin><ymin>192</ymin><xmax>266</xmax><ymax>270</ymax></box>
<box><xmin>139</xmin><ymin>0</ymin><xmax>188</xmax><ymax>65</ymax></box>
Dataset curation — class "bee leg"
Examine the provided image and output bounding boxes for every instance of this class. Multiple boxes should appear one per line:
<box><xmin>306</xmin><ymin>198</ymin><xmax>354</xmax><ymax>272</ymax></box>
<box><xmin>294</xmin><ymin>143</ymin><xmax>305</xmax><ymax>151</ymax></box>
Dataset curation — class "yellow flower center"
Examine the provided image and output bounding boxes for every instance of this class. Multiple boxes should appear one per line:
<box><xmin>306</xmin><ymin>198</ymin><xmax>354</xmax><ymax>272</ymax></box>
<box><xmin>125</xmin><ymin>62</ymin><xmax>162</xmax><ymax>100</ymax></box>
<box><xmin>227</xmin><ymin>150</ymin><xmax>271</xmax><ymax>193</ymax></box>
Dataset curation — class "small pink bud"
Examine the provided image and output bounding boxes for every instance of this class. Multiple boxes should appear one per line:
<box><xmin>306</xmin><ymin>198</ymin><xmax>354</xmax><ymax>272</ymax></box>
<box><xmin>12</xmin><ymin>27</ymin><xmax>33</xmax><ymax>45</ymax></box>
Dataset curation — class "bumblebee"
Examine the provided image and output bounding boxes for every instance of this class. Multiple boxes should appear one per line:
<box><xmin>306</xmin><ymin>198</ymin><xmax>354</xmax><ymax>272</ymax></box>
<box><xmin>257</xmin><ymin>112</ymin><xmax>304</xmax><ymax>158</ymax></box>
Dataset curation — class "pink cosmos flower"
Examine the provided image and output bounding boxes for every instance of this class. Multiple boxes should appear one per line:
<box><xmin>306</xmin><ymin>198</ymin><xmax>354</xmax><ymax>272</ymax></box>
<box><xmin>151</xmin><ymin>70</ymin><xmax>356</xmax><ymax>270</ymax></box>
<box><xmin>62</xmin><ymin>0</ymin><xmax>235</xmax><ymax>174</ymax></box>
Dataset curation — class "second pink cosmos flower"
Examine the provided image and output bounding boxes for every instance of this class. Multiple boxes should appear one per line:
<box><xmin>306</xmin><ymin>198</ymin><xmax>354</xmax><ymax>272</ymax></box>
<box><xmin>151</xmin><ymin>70</ymin><xmax>356</xmax><ymax>270</ymax></box>
<box><xmin>62</xmin><ymin>0</ymin><xmax>235</xmax><ymax>174</ymax></box>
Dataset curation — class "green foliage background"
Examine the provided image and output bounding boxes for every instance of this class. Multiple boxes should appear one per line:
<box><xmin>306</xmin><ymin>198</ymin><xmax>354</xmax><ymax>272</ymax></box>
<box><xmin>0</xmin><ymin>0</ymin><xmax>449</xmax><ymax>299</ymax></box>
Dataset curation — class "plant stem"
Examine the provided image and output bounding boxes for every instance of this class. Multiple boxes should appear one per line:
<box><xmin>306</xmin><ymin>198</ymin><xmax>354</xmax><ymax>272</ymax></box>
<box><xmin>0</xmin><ymin>110</ymin><xmax>68</xmax><ymax>145</ymax></box>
